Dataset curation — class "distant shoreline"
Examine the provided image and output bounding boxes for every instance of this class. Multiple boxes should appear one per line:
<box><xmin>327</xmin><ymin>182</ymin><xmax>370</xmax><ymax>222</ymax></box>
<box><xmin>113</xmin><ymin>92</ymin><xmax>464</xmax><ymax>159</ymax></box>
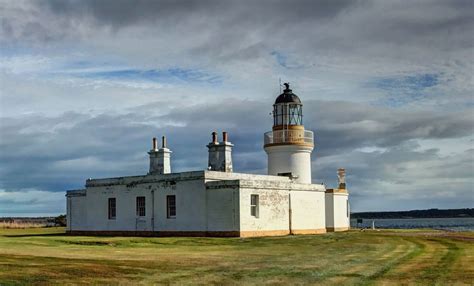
<box><xmin>351</xmin><ymin>208</ymin><xmax>474</xmax><ymax>219</ymax></box>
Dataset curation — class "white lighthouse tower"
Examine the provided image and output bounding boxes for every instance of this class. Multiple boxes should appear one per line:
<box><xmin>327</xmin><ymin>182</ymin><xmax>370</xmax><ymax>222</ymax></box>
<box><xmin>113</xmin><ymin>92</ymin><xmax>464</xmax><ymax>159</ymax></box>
<box><xmin>264</xmin><ymin>83</ymin><xmax>314</xmax><ymax>184</ymax></box>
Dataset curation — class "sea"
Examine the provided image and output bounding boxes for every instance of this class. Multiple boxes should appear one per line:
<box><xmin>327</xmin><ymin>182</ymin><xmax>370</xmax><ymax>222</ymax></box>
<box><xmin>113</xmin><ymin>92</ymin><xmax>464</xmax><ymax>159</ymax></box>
<box><xmin>350</xmin><ymin>217</ymin><xmax>474</xmax><ymax>231</ymax></box>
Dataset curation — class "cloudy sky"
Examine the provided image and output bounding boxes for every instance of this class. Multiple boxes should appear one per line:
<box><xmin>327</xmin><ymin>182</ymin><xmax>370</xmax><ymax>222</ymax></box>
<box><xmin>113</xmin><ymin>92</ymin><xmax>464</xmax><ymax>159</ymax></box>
<box><xmin>0</xmin><ymin>0</ymin><xmax>473</xmax><ymax>216</ymax></box>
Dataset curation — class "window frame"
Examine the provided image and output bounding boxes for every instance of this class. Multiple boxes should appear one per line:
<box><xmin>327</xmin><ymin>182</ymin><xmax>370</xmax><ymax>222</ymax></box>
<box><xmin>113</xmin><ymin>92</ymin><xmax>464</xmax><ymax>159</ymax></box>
<box><xmin>136</xmin><ymin>196</ymin><xmax>146</xmax><ymax>217</ymax></box>
<box><xmin>167</xmin><ymin>195</ymin><xmax>176</xmax><ymax>219</ymax></box>
<box><xmin>250</xmin><ymin>194</ymin><xmax>259</xmax><ymax>218</ymax></box>
<box><xmin>108</xmin><ymin>198</ymin><xmax>116</xmax><ymax>220</ymax></box>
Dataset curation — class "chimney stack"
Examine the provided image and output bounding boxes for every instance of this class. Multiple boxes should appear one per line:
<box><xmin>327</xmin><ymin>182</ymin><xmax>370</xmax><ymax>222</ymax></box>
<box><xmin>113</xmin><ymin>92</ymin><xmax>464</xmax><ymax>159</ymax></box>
<box><xmin>337</xmin><ymin>168</ymin><xmax>346</xmax><ymax>189</ymax></box>
<box><xmin>148</xmin><ymin>136</ymin><xmax>172</xmax><ymax>175</ymax></box>
<box><xmin>207</xmin><ymin>131</ymin><xmax>233</xmax><ymax>172</ymax></box>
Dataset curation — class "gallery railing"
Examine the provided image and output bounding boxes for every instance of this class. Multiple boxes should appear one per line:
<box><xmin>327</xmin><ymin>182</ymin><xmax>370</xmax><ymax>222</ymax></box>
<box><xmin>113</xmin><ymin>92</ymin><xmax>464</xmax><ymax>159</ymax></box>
<box><xmin>264</xmin><ymin>129</ymin><xmax>314</xmax><ymax>146</ymax></box>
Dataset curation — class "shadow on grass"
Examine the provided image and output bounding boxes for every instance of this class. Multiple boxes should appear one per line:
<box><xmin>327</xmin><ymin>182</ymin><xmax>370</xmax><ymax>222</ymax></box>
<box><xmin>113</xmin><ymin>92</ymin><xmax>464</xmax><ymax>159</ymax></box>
<box><xmin>3</xmin><ymin>233</ymin><xmax>66</xmax><ymax>238</ymax></box>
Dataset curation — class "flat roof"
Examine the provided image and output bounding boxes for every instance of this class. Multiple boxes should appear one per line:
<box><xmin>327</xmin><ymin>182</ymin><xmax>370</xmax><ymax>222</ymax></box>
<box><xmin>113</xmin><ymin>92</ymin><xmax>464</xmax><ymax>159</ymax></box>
<box><xmin>83</xmin><ymin>170</ymin><xmax>324</xmax><ymax>188</ymax></box>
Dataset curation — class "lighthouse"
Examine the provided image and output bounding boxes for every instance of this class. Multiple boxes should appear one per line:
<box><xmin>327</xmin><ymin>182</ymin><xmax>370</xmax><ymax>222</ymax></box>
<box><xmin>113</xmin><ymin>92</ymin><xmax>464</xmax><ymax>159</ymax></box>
<box><xmin>264</xmin><ymin>83</ymin><xmax>314</xmax><ymax>184</ymax></box>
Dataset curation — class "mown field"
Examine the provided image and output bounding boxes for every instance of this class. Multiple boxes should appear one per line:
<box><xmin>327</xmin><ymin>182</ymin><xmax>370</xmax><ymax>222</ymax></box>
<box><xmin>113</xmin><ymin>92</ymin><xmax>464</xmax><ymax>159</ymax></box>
<box><xmin>0</xmin><ymin>228</ymin><xmax>472</xmax><ymax>285</ymax></box>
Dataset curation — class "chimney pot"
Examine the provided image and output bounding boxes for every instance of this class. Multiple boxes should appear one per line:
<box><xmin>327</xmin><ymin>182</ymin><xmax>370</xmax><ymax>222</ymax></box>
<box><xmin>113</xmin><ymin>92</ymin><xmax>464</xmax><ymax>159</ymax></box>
<box><xmin>212</xmin><ymin>131</ymin><xmax>217</xmax><ymax>143</ymax></box>
<box><xmin>162</xmin><ymin>136</ymin><xmax>166</xmax><ymax>148</ymax></box>
<box><xmin>223</xmin><ymin>131</ymin><xmax>228</xmax><ymax>143</ymax></box>
<box><xmin>152</xmin><ymin>137</ymin><xmax>157</xmax><ymax>150</ymax></box>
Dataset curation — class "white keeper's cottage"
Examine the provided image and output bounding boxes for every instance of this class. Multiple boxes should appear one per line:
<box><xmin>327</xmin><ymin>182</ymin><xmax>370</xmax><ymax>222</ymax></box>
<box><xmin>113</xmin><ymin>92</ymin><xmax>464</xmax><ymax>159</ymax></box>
<box><xmin>66</xmin><ymin>83</ymin><xmax>350</xmax><ymax>237</ymax></box>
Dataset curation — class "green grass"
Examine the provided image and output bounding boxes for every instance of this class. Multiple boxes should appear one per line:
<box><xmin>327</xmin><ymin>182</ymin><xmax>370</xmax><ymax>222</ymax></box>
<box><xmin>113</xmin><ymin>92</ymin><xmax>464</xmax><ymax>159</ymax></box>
<box><xmin>0</xmin><ymin>228</ymin><xmax>472</xmax><ymax>285</ymax></box>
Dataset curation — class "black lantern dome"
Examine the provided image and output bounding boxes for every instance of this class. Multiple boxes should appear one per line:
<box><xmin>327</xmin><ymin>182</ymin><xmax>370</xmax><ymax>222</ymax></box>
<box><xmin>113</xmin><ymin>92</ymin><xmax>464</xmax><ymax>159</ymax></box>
<box><xmin>273</xmin><ymin>83</ymin><xmax>303</xmax><ymax>127</ymax></box>
<box><xmin>275</xmin><ymin>83</ymin><xmax>302</xmax><ymax>104</ymax></box>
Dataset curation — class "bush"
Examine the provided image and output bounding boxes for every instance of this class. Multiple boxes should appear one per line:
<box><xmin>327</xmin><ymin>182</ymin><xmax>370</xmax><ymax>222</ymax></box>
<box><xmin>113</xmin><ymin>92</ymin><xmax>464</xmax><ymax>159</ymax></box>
<box><xmin>54</xmin><ymin>215</ymin><xmax>67</xmax><ymax>227</ymax></box>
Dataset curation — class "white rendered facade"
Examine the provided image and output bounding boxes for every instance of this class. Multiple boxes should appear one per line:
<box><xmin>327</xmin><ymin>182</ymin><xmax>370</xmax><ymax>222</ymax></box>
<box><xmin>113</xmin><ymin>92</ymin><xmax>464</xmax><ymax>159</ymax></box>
<box><xmin>67</xmin><ymin>171</ymin><xmax>328</xmax><ymax>236</ymax></box>
<box><xmin>66</xmin><ymin>84</ymin><xmax>350</xmax><ymax>237</ymax></box>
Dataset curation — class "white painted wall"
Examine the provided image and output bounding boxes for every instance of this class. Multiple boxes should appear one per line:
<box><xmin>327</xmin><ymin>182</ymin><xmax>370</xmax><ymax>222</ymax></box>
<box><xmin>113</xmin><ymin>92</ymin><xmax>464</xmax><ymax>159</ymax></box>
<box><xmin>85</xmin><ymin>184</ymin><xmax>142</xmax><ymax>231</ymax></box>
<box><xmin>239</xmin><ymin>187</ymin><xmax>289</xmax><ymax>233</ymax></box>
<box><xmin>68</xmin><ymin>177</ymin><xmax>210</xmax><ymax>232</ymax></box>
<box><xmin>67</xmin><ymin>172</ymin><xmax>245</xmax><ymax>233</ymax></box>
<box><xmin>264</xmin><ymin>144</ymin><xmax>313</xmax><ymax>184</ymax></box>
<box><xmin>206</xmin><ymin>185</ymin><xmax>239</xmax><ymax>231</ymax></box>
<box><xmin>155</xmin><ymin>179</ymin><xmax>207</xmax><ymax>231</ymax></box>
<box><xmin>67</xmin><ymin>193</ymin><xmax>87</xmax><ymax>231</ymax></box>
<box><xmin>67</xmin><ymin>171</ymin><xmax>339</xmax><ymax>236</ymax></box>
<box><xmin>333</xmin><ymin>193</ymin><xmax>350</xmax><ymax>229</ymax></box>
<box><xmin>290</xmin><ymin>191</ymin><xmax>326</xmax><ymax>231</ymax></box>
<box><xmin>325</xmin><ymin>192</ymin><xmax>349</xmax><ymax>230</ymax></box>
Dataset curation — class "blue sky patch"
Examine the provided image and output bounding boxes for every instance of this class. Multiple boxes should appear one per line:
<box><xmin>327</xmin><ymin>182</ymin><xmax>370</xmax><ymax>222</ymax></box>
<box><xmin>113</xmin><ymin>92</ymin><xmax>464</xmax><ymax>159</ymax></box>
<box><xmin>374</xmin><ymin>74</ymin><xmax>438</xmax><ymax>91</ymax></box>
<box><xmin>84</xmin><ymin>68</ymin><xmax>222</xmax><ymax>85</ymax></box>
<box><xmin>369</xmin><ymin>73</ymin><xmax>439</xmax><ymax>107</ymax></box>
<box><xmin>270</xmin><ymin>51</ymin><xmax>304</xmax><ymax>69</ymax></box>
<box><xmin>271</xmin><ymin>51</ymin><xmax>289</xmax><ymax>68</ymax></box>
<box><xmin>63</xmin><ymin>63</ymin><xmax>223</xmax><ymax>85</ymax></box>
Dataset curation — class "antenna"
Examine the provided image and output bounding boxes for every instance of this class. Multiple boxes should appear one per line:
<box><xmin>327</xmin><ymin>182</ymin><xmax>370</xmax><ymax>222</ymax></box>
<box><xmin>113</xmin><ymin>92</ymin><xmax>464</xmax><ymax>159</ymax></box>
<box><xmin>279</xmin><ymin>78</ymin><xmax>282</xmax><ymax>93</ymax></box>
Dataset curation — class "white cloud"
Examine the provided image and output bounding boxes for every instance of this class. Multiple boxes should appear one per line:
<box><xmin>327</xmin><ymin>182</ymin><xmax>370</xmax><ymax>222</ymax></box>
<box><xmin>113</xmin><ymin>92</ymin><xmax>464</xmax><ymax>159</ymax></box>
<box><xmin>0</xmin><ymin>189</ymin><xmax>65</xmax><ymax>216</ymax></box>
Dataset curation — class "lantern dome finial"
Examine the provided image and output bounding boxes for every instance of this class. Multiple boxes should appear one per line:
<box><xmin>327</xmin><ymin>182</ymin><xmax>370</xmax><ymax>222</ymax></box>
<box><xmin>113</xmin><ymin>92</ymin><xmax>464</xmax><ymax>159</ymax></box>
<box><xmin>275</xmin><ymin>83</ymin><xmax>301</xmax><ymax>104</ymax></box>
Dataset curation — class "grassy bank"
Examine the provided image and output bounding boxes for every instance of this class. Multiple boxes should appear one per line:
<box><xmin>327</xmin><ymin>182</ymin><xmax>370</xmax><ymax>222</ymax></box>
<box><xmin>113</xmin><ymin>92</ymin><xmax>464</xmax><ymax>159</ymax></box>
<box><xmin>0</xmin><ymin>228</ymin><xmax>472</xmax><ymax>285</ymax></box>
<box><xmin>0</xmin><ymin>222</ymin><xmax>47</xmax><ymax>229</ymax></box>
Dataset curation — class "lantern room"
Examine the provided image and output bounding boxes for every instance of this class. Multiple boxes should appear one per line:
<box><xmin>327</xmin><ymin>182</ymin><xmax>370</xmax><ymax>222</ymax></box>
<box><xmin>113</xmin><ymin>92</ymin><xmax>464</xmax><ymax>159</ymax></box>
<box><xmin>273</xmin><ymin>83</ymin><xmax>303</xmax><ymax>127</ymax></box>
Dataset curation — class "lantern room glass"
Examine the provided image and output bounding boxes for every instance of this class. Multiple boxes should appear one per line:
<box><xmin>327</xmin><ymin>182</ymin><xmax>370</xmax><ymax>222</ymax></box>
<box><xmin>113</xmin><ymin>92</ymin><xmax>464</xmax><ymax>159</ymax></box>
<box><xmin>273</xmin><ymin>103</ymin><xmax>303</xmax><ymax>126</ymax></box>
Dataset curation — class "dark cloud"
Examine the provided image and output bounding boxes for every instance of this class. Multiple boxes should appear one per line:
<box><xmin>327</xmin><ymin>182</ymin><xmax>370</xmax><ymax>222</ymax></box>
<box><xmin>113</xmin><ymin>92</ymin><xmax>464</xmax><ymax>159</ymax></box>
<box><xmin>1</xmin><ymin>98</ymin><xmax>472</xmax><ymax>212</ymax></box>
<box><xmin>41</xmin><ymin>0</ymin><xmax>356</xmax><ymax>28</ymax></box>
<box><xmin>3</xmin><ymin>0</ymin><xmax>472</xmax><ymax>62</ymax></box>
<box><xmin>305</xmin><ymin>100</ymin><xmax>474</xmax><ymax>156</ymax></box>
<box><xmin>314</xmin><ymin>144</ymin><xmax>474</xmax><ymax>211</ymax></box>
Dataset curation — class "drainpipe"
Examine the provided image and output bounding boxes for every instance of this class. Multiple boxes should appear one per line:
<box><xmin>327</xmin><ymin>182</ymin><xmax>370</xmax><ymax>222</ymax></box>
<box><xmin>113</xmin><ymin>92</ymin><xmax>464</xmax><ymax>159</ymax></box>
<box><xmin>288</xmin><ymin>192</ymin><xmax>292</xmax><ymax>235</ymax></box>
<box><xmin>68</xmin><ymin>197</ymin><xmax>72</xmax><ymax>232</ymax></box>
<box><xmin>152</xmin><ymin>190</ymin><xmax>155</xmax><ymax>232</ymax></box>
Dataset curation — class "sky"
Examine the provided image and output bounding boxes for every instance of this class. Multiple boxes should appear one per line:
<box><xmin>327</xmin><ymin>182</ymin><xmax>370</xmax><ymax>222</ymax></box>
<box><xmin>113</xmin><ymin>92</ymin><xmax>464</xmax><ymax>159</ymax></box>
<box><xmin>0</xmin><ymin>0</ymin><xmax>473</xmax><ymax>216</ymax></box>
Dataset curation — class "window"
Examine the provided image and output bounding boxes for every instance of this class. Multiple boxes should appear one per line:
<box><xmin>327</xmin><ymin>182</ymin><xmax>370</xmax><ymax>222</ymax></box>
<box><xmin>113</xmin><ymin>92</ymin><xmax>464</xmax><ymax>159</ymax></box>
<box><xmin>108</xmin><ymin>198</ymin><xmax>116</xmax><ymax>220</ymax></box>
<box><xmin>136</xmin><ymin>196</ymin><xmax>146</xmax><ymax>217</ymax></box>
<box><xmin>250</xmin><ymin>194</ymin><xmax>259</xmax><ymax>218</ymax></box>
<box><xmin>167</xmin><ymin>195</ymin><xmax>176</xmax><ymax>218</ymax></box>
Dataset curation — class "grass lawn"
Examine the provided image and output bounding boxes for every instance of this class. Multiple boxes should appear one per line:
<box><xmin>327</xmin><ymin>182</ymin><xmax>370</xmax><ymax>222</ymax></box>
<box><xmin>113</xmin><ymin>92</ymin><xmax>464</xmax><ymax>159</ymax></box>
<box><xmin>0</xmin><ymin>228</ymin><xmax>472</xmax><ymax>285</ymax></box>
